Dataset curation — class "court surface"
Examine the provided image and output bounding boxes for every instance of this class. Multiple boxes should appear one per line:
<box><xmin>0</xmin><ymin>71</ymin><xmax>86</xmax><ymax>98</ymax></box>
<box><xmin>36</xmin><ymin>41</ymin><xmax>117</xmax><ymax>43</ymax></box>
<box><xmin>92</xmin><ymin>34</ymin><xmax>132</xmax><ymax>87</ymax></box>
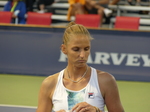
<box><xmin>0</xmin><ymin>104</ymin><xmax>36</xmax><ymax>112</ymax></box>
<box><xmin>0</xmin><ymin>74</ymin><xmax>150</xmax><ymax>112</ymax></box>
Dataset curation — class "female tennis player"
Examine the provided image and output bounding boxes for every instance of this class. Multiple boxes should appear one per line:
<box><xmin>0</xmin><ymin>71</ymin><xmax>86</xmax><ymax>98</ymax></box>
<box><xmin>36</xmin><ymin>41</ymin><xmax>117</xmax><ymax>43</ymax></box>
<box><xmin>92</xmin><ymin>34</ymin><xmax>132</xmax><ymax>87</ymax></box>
<box><xmin>36</xmin><ymin>22</ymin><xmax>124</xmax><ymax>112</ymax></box>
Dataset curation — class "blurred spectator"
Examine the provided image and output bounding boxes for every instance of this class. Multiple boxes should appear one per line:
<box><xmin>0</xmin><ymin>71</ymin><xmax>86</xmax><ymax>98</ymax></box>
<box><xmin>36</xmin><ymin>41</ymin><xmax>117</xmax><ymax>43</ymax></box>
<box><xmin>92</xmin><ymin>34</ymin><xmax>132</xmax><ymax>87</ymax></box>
<box><xmin>85</xmin><ymin>0</ymin><xmax>112</xmax><ymax>18</ymax></box>
<box><xmin>67</xmin><ymin>0</ymin><xmax>112</xmax><ymax>25</ymax></box>
<box><xmin>67</xmin><ymin>0</ymin><xmax>86</xmax><ymax>21</ymax></box>
<box><xmin>3</xmin><ymin>0</ymin><xmax>26</xmax><ymax>24</ymax></box>
<box><xmin>37</xmin><ymin>0</ymin><xmax>59</xmax><ymax>13</ymax></box>
<box><xmin>109</xmin><ymin>0</ymin><xmax>120</xmax><ymax>5</ymax></box>
<box><xmin>24</xmin><ymin>0</ymin><xmax>36</xmax><ymax>12</ymax></box>
<box><xmin>127</xmin><ymin>0</ymin><xmax>141</xmax><ymax>5</ymax></box>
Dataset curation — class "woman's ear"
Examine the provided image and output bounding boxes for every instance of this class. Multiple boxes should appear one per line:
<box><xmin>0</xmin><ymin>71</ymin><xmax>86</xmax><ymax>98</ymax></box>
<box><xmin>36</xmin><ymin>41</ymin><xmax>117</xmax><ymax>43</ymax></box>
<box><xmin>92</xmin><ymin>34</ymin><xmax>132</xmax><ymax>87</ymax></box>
<box><xmin>61</xmin><ymin>44</ymin><xmax>67</xmax><ymax>54</ymax></box>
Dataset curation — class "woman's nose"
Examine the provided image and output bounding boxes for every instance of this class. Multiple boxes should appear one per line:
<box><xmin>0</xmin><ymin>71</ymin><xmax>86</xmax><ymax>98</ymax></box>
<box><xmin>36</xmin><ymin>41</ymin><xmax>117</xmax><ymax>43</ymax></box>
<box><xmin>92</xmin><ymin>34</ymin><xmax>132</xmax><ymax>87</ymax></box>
<box><xmin>79</xmin><ymin>51</ymin><xmax>85</xmax><ymax>58</ymax></box>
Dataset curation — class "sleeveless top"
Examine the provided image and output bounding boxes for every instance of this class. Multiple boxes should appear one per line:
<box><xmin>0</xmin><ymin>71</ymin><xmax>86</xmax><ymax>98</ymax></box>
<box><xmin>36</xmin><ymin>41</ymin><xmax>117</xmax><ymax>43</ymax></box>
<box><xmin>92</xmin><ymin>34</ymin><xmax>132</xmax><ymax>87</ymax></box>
<box><xmin>52</xmin><ymin>67</ymin><xmax>105</xmax><ymax>112</ymax></box>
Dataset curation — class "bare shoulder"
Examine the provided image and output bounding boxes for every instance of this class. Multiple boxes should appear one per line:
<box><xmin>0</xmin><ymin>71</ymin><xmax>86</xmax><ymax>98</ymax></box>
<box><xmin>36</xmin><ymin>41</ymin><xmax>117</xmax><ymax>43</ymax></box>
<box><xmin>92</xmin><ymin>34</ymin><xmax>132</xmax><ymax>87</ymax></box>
<box><xmin>96</xmin><ymin>69</ymin><xmax>116</xmax><ymax>83</ymax></box>
<box><xmin>96</xmin><ymin>69</ymin><xmax>118</xmax><ymax>96</ymax></box>
<box><xmin>41</xmin><ymin>72</ymin><xmax>59</xmax><ymax>89</ymax></box>
<box><xmin>36</xmin><ymin>73</ymin><xmax>60</xmax><ymax>112</ymax></box>
<box><xmin>39</xmin><ymin>72</ymin><xmax>60</xmax><ymax>97</ymax></box>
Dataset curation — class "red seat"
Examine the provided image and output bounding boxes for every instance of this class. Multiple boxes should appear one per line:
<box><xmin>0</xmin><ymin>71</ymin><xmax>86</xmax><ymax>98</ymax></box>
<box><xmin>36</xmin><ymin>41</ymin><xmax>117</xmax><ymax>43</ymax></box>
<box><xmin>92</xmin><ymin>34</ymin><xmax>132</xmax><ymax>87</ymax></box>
<box><xmin>26</xmin><ymin>12</ymin><xmax>52</xmax><ymax>26</ymax></box>
<box><xmin>75</xmin><ymin>14</ymin><xmax>101</xmax><ymax>28</ymax></box>
<box><xmin>114</xmin><ymin>16</ymin><xmax>140</xmax><ymax>30</ymax></box>
<box><xmin>0</xmin><ymin>11</ymin><xmax>12</xmax><ymax>23</ymax></box>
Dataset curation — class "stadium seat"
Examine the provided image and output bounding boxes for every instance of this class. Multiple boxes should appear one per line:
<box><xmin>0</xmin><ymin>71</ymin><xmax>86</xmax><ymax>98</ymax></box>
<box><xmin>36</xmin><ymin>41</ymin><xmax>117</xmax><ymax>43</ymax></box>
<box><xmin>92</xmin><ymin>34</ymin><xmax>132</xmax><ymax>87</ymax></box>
<box><xmin>0</xmin><ymin>11</ymin><xmax>12</xmax><ymax>23</ymax></box>
<box><xmin>75</xmin><ymin>14</ymin><xmax>101</xmax><ymax>28</ymax></box>
<box><xmin>114</xmin><ymin>16</ymin><xmax>140</xmax><ymax>30</ymax></box>
<box><xmin>26</xmin><ymin>12</ymin><xmax>52</xmax><ymax>26</ymax></box>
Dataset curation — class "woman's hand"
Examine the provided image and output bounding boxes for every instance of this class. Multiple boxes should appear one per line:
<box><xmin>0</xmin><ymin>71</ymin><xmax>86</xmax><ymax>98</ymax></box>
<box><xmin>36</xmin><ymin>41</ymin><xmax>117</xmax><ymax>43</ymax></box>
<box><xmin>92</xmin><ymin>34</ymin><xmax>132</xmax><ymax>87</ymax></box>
<box><xmin>71</xmin><ymin>102</ymin><xmax>97</xmax><ymax>112</ymax></box>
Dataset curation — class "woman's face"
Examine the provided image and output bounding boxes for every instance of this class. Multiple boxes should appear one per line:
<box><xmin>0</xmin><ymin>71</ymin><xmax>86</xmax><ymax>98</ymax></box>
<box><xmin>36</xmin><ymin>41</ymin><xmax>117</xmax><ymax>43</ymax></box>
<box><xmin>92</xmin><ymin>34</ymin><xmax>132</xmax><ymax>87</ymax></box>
<box><xmin>64</xmin><ymin>34</ymin><xmax>91</xmax><ymax>68</ymax></box>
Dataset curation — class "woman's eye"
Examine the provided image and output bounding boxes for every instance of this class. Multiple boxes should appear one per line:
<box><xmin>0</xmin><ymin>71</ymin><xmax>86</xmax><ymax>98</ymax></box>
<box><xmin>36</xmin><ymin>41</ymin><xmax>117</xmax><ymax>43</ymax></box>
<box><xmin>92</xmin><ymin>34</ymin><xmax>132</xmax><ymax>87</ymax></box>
<box><xmin>72</xmin><ymin>48</ymin><xmax>79</xmax><ymax>51</ymax></box>
<box><xmin>85</xmin><ymin>47</ymin><xmax>89</xmax><ymax>51</ymax></box>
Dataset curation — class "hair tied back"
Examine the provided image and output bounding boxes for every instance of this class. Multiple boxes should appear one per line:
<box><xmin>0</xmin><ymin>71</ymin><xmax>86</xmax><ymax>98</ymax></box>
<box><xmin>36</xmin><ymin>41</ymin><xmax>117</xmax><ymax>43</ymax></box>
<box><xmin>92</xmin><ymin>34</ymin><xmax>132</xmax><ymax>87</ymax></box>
<box><xmin>66</xmin><ymin>21</ymin><xmax>76</xmax><ymax>29</ymax></box>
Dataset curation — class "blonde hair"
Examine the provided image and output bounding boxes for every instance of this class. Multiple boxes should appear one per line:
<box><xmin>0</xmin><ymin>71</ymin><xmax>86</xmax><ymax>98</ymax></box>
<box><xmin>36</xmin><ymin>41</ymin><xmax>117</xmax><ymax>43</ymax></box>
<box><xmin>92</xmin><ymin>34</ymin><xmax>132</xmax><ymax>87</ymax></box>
<box><xmin>62</xmin><ymin>21</ymin><xmax>93</xmax><ymax>45</ymax></box>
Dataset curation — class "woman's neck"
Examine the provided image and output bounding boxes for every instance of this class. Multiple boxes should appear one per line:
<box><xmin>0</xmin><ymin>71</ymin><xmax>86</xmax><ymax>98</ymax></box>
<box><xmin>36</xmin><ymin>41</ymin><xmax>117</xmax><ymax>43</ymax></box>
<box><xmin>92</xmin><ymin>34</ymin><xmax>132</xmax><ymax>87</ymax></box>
<box><xmin>66</xmin><ymin>65</ymin><xmax>88</xmax><ymax>78</ymax></box>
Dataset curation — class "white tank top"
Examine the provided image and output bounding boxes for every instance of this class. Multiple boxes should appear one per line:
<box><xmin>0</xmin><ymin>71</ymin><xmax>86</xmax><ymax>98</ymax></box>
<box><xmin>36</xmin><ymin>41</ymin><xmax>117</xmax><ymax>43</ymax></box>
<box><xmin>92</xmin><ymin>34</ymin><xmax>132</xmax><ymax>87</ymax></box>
<box><xmin>52</xmin><ymin>67</ymin><xmax>105</xmax><ymax>112</ymax></box>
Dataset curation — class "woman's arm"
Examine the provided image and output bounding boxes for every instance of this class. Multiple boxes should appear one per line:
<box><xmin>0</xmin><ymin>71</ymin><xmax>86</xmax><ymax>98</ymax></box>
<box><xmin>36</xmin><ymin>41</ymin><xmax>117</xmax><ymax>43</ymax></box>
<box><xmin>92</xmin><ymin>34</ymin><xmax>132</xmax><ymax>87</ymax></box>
<box><xmin>98</xmin><ymin>71</ymin><xmax>125</xmax><ymax>112</ymax></box>
<box><xmin>36</xmin><ymin>74</ymin><xmax>58</xmax><ymax>112</ymax></box>
<box><xmin>36</xmin><ymin>79</ymin><xmax>53</xmax><ymax>112</ymax></box>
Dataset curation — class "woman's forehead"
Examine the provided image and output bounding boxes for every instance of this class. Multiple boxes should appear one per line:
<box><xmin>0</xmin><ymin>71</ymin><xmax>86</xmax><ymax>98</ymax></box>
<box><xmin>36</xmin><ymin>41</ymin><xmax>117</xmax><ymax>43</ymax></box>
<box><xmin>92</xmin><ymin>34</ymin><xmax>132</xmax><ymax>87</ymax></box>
<box><xmin>67</xmin><ymin>35</ymin><xmax>91</xmax><ymax>46</ymax></box>
<box><xmin>69</xmin><ymin>34</ymin><xmax>90</xmax><ymax>41</ymax></box>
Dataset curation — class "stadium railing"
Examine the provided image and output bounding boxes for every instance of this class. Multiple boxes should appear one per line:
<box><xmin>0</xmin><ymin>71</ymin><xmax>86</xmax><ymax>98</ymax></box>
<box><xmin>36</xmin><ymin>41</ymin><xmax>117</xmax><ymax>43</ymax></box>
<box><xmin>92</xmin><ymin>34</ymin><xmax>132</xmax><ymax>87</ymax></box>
<box><xmin>108</xmin><ymin>5</ymin><xmax>150</xmax><ymax>18</ymax></box>
<box><xmin>0</xmin><ymin>0</ymin><xmax>150</xmax><ymax>30</ymax></box>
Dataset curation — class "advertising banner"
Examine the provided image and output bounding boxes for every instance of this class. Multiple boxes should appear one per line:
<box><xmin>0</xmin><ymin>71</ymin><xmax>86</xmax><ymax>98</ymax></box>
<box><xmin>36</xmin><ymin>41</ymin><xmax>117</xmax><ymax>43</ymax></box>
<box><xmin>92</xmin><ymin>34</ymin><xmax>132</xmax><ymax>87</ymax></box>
<box><xmin>0</xmin><ymin>29</ymin><xmax>150</xmax><ymax>81</ymax></box>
